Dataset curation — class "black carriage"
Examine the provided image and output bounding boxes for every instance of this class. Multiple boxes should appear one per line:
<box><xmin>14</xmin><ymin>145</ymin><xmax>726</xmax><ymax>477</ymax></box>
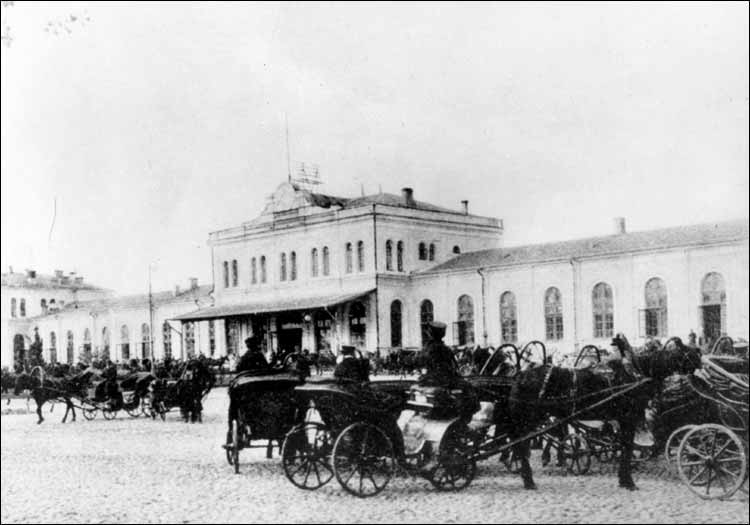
<box><xmin>80</xmin><ymin>370</ymin><xmax>153</xmax><ymax>421</ymax></box>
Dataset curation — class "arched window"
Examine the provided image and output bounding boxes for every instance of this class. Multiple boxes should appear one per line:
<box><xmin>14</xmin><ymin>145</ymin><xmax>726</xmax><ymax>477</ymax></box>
<box><xmin>208</xmin><ymin>320</ymin><xmax>216</xmax><ymax>356</ymax></box>
<box><xmin>429</xmin><ymin>243</ymin><xmax>435</xmax><ymax>261</ymax></box>
<box><xmin>83</xmin><ymin>328</ymin><xmax>92</xmax><ymax>362</ymax></box>
<box><xmin>260</xmin><ymin>256</ymin><xmax>267</xmax><ymax>283</ymax></box>
<box><xmin>231</xmin><ymin>259</ymin><xmax>238</xmax><ymax>286</ymax></box>
<box><xmin>456</xmin><ymin>295</ymin><xmax>475</xmax><ymax>346</ymax></box>
<box><xmin>223</xmin><ymin>261</ymin><xmax>229</xmax><ymax>288</ymax></box>
<box><xmin>349</xmin><ymin>302</ymin><xmax>367</xmax><ymax>350</ymax></box>
<box><xmin>19</xmin><ymin>298</ymin><xmax>26</xmax><ymax>317</ymax></box>
<box><xmin>322</xmin><ymin>247</ymin><xmax>330</xmax><ymax>276</ymax></box>
<box><xmin>162</xmin><ymin>321</ymin><xmax>172</xmax><ymax>359</ymax></box>
<box><xmin>357</xmin><ymin>241</ymin><xmax>365</xmax><ymax>272</ymax></box>
<box><xmin>397</xmin><ymin>241</ymin><xmax>404</xmax><ymax>272</ymax></box>
<box><xmin>385</xmin><ymin>240</ymin><xmax>393</xmax><ymax>271</ymax></box>
<box><xmin>66</xmin><ymin>330</ymin><xmax>74</xmax><ymax>364</ymax></box>
<box><xmin>41</xmin><ymin>298</ymin><xmax>48</xmax><ymax>315</ymax></box>
<box><xmin>420</xmin><ymin>300</ymin><xmax>434</xmax><ymax>346</ymax></box>
<box><xmin>251</xmin><ymin>257</ymin><xmax>257</xmax><ymax>284</ymax></box>
<box><xmin>500</xmin><ymin>291</ymin><xmax>518</xmax><ymax>343</ymax></box>
<box><xmin>290</xmin><ymin>251</ymin><xmax>297</xmax><ymax>281</ymax></box>
<box><xmin>643</xmin><ymin>277</ymin><xmax>667</xmax><ymax>337</ymax></box>
<box><xmin>141</xmin><ymin>323</ymin><xmax>151</xmax><ymax>359</ymax></box>
<box><xmin>418</xmin><ymin>242</ymin><xmax>427</xmax><ymax>260</ymax></box>
<box><xmin>280</xmin><ymin>253</ymin><xmax>287</xmax><ymax>281</ymax></box>
<box><xmin>184</xmin><ymin>322</ymin><xmax>195</xmax><ymax>358</ymax></box>
<box><xmin>592</xmin><ymin>282</ymin><xmax>614</xmax><ymax>338</ymax></box>
<box><xmin>345</xmin><ymin>243</ymin><xmax>353</xmax><ymax>274</ymax></box>
<box><xmin>544</xmin><ymin>287</ymin><xmax>563</xmax><ymax>341</ymax></box>
<box><xmin>102</xmin><ymin>327</ymin><xmax>111</xmax><ymax>360</ymax></box>
<box><xmin>701</xmin><ymin>272</ymin><xmax>726</xmax><ymax>347</ymax></box>
<box><xmin>390</xmin><ymin>300</ymin><xmax>403</xmax><ymax>348</ymax></box>
<box><xmin>120</xmin><ymin>325</ymin><xmax>130</xmax><ymax>361</ymax></box>
<box><xmin>10</xmin><ymin>298</ymin><xmax>16</xmax><ymax>318</ymax></box>
<box><xmin>453</xmin><ymin>245</ymin><xmax>461</xmax><ymax>254</ymax></box>
<box><xmin>311</xmin><ymin>248</ymin><xmax>319</xmax><ymax>277</ymax></box>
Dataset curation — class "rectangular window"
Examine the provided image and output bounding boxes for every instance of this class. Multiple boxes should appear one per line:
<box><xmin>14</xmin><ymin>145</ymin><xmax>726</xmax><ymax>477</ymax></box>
<box><xmin>231</xmin><ymin>260</ymin><xmax>238</xmax><ymax>287</ymax></box>
<box><xmin>251</xmin><ymin>258</ymin><xmax>257</xmax><ymax>284</ymax></box>
<box><xmin>260</xmin><ymin>256</ymin><xmax>267</xmax><ymax>283</ymax></box>
<box><xmin>223</xmin><ymin>261</ymin><xmax>229</xmax><ymax>288</ymax></box>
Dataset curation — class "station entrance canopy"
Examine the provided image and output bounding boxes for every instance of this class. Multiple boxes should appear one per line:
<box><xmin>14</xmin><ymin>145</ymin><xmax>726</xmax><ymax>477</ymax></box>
<box><xmin>172</xmin><ymin>289</ymin><xmax>375</xmax><ymax>322</ymax></box>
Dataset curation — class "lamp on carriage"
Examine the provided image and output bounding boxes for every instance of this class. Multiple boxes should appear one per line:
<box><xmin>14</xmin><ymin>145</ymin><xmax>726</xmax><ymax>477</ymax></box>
<box><xmin>303</xmin><ymin>313</ymin><xmax>312</xmax><ymax>323</ymax></box>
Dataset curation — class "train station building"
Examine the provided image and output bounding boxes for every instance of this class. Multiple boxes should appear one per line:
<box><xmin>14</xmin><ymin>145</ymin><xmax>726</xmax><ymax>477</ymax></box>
<box><xmin>3</xmin><ymin>181</ymin><xmax>748</xmax><ymax>368</ymax></box>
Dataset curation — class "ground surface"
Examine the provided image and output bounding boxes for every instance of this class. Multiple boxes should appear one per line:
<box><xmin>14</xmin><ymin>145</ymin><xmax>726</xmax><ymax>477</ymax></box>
<box><xmin>1</xmin><ymin>387</ymin><xmax>748</xmax><ymax>524</ymax></box>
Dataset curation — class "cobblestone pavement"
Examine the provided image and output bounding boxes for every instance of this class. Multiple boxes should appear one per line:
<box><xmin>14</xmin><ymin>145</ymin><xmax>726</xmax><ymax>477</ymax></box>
<box><xmin>1</xmin><ymin>389</ymin><xmax>747</xmax><ymax>524</ymax></box>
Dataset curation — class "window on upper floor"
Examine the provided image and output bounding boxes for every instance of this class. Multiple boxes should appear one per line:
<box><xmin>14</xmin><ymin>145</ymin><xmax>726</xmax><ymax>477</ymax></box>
<box><xmin>385</xmin><ymin>240</ymin><xmax>393</xmax><ymax>271</ymax></box>
<box><xmin>260</xmin><ymin>256</ymin><xmax>267</xmax><ymax>283</ymax></box>
<box><xmin>280</xmin><ymin>253</ymin><xmax>287</xmax><ymax>281</ymax></box>
<box><xmin>311</xmin><ymin>248</ymin><xmax>319</xmax><ymax>277</ymax></box>
<box><xmin>345</xmin><ymin>243</ymin><xmax>353</xmax><ymax>274</ymax></box>
<box><xmin>223</xmin><ymin>261</ymin><xmax>229</xmax><ymax>288</ymax></box>
<box><xmin>19</xmin><ymin>298</ymin><xmax>26</xmax><ymax>317</ymax></box>
<box><xmin>290</xmin><ymin>251</ymin><xmax>297</xmax><ymax>281</ymax></box>
<box><xmin>231</xmin><ymin>260</ymin><xmax>238</xmax><ymax>287</ymax></box>
<box><xmin>357</xmin><ymin>241</ymin><xmax>365</xmax><ymax>272</ymax></box>
<box><xmin>322</xmin><ymin>246</ymin><xmax>330</xmax><ymax>276</ymax></box>
<box><xmin>208</xmin><ymin>320</ymin><xmax>216</xmax><ymax>356</ymax></box>
<box><xmin>397</xmin><ymin>241</ymin><xmax>404</xmax><ymax>272</ymax></box>
<box><xmin>251</xmin><ymin>257</ymin><xmax>257</xmax><ymax>284</ymax></box>
<box><xmin>453</xmin><ymin>245</ymin><xmax>461</xmax><ymax>254</ymax></box>
<box><xmin>429</xmin><ymin>243</ymin><xmax>436</xmax><ymax>261</ymax></box>
<box><xmin>41</xmin><ymin>298</ymin><xmax>48</xmax><ymax>315</ymax></box>
<box><xmin>418</xmin><ymin>242</ymin><xmax>427</xmax><ymax>260</ymax></box>
<box><xmin>10</xmin><ymin>298</ymin><xmax>16</xmax><ymax>318</ymax></box>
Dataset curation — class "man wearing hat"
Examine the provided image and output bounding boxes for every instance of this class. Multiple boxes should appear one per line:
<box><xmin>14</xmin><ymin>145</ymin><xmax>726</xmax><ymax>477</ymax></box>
<box><xmin>334</xmin><ymin>345</ymin><xmax>367</xmax><ymax>383</ymax></box>
<box><xmin>236</xmin><ymin>335</ymin><xmax>270</xmax><ymax>373</ymax></box>
<box><xmin>420</xmin><ymin>321</ymin><xmax>459</xmax><ymax>385</ymax></box>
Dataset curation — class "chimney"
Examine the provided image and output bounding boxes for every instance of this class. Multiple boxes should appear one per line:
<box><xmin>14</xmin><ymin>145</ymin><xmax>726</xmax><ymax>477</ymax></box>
<box><xmin>26</xmin><ymin>269</ymin><xmax>37</xmax><ymax>279</ymax></box>
<box><xmin>613</xmin><ymin>217</ymin><xmax>626</xmax><ymax>235</ymax></box>
<box><xmin>74</xmin><ymin>276</ymin><xmax>83</xmax><ymax>284</ymax></box>
<box><xmin>401</xmin><ymin>187</ymin><xmax>415</xmax><ymax>207</ymax></box>
<box><xmin>461</xmin><ymin>200</ymin><xmax>469</xmax><ymax>215</ymax></box>
<box><xmin>189</xmin><ymin>277</ymin><xmax>198</xmax><ymax>290</ymax></box>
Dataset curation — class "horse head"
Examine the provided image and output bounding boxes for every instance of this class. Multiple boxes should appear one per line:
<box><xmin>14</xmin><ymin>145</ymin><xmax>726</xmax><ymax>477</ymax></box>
<box><xmin>13</xmin><ymin>372</ymin><xmax>37</xmax><ymax>395</ymax></box>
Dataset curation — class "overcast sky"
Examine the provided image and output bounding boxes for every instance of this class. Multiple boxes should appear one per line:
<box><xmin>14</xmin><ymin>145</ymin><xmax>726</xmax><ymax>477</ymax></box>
<box><xmin>1</xmin><ymin>1</ymin><xmax>748</xmax><ymax>294</ymax></box>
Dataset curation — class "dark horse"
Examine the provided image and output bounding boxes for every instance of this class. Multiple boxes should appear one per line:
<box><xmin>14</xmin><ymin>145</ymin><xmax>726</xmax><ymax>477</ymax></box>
<box><xmin>13</xmin><ymin>367</ymin><xmax>87</xmax><ymax>424</ymax></box>
<box><xmin>175</xmin><ymin>359</ymin><xmax>216</xmax><ymax>423</ymax></box>
<box><xmin>504</xmin><ymin>333</ymin><xmax>702</xmax><ymax>490</ymax></box>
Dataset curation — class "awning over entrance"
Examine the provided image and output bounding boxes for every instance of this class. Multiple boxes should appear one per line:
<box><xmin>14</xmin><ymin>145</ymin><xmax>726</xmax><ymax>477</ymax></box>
<box><xmin>172</xmin><ymin>289</ymin><xmax>375</xmax><ymax>322</ymax></box>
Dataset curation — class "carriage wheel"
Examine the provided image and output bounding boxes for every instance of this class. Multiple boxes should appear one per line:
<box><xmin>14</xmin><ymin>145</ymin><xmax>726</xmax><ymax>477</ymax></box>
<box><xmin>82</xmin><ymin>407</ymin><xmax>97</xmax><ymax>421</ymax></box>
<box><xmin>428</xmin><ymin>427</ymin><xmax>477</xmax><ymax>492</ymax></box>
<box><xmin>562</xmin><ymin>433</ymin><xmax>591</xmax><ymax>475</ymax></box>
<box><xmin>590</xmin><ymin>438</ymin><xmax>616</xmax><ymax>464</ymax></box>
<box><xmin>230</xmin><ymin>418</ymin><xmax>241</xmax><ymax>474</ymax></box>
<box><xmin>282</xmin><ymin>423</ymin><xmax>334</xmax><ymax>490</ymax></box>
<box><xmin>126</xmin><ymin>404</ymin><xmax>141</xmax><ymax>418</ymax></box>
<box><xmin>140</xmin><ymin>397</ymin><xmax>151</xmax><ymax>417</ymax></box>
<box><xmin>102</xmin><ymin>407</ymin><xmax>118</xmax><ymax>420</ymax></box>
<box><xmin>717</xmin><ymin>403</ymin><xmax>748</xmax><ymax>435</ymax></box>
<box><xmin>665</xmin><ymin>425</ymin><xmax>696</xmax><ymax>474</ymax></box>
<box><xmin>332</xmin><ymin>422</ymin><xmax>395</xmax><ymax>498</ymax></box>
<box><xmin>677</xmin><ymin>424</ymin><xmax>747</xmax><ymax>500</ymax></box>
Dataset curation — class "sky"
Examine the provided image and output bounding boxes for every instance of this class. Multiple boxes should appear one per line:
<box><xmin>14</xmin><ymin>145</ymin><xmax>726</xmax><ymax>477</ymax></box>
<box><xmin>1</xmin><ymin>1</ymin><xmax>748</xmax><ymax>294</ymax></box>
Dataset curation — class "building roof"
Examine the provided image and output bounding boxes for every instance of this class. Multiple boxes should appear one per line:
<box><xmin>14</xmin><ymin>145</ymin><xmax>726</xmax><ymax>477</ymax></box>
<box><xmin>29</xmin><ymin>284</ymin><xmax>214</xmax><ymax>318</ymax></box>
<box><xmin>1</xmin><ymin>271</ymin><xmax>109</xmax><ymax>292</ymax></box>
<box><xmin>294</xmin><ymin>185</ymin><xmax>464</xmax><ymax>214</ymax></box>
<box><xmin>423</xmin><ymin>219</ymin><xmax>749</xmax><ymax>274</ymax></box>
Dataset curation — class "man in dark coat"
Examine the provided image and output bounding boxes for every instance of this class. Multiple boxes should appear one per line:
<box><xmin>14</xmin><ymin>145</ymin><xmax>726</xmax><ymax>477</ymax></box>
<box><xmin>236</xmin><ymin>336</ymin><xmax>270</xmax><ymax>373</ymax></box>
<box><xmin>420</xmin><ymin>322</ymin><xmax>459</xmax><ymax>385</ymax></box>
<box><xmin>334</xmin><ymin>345</ymin><xmax>365</xmax><ymax>382</ymax></box>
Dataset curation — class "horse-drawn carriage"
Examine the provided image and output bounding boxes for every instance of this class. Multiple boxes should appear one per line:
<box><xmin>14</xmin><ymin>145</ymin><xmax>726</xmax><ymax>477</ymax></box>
<box><xmin>79</xmin><ymin>369</ymin><xmax>154</xmax><ymax>420</ymax></box>
<box><xmin>661</xmin><ymin>336</ymin><xmax>749</xmax><ymax>499</ymax></box>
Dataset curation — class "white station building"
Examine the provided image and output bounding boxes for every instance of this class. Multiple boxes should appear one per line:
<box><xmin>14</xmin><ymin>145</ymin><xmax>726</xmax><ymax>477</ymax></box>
<box><xmin>3</xmin><ymin>181</ymin><xmax>748</xmax><ymax>368</ymax></box>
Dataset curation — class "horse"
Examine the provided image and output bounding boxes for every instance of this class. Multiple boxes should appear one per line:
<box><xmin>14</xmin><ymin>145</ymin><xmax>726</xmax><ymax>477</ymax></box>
<box><xmin>175</xmin><ymin>359</ymin><xmax>216</xmax><ymax>423</ymax></box>
<box><xmin>13</xmin><ymin>367</ymin><xmax>88</xmax><ymax>424</ymax></box>
<box><xmin>503</xmin><ymin>333</ymin><xmax>702</xmax><ymax>490</ymax></box>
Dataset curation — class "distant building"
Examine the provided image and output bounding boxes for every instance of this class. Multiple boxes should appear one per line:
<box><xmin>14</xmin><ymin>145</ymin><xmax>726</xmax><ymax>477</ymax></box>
<box><xmin>1</xmin><ymin>269</ymin><xmax>112</xmax><ymax>367</ymax></box>
<box><xmin>176</xmin><ymin>181</ymin><xmax>749</xmax><ymax>358</ymax></box>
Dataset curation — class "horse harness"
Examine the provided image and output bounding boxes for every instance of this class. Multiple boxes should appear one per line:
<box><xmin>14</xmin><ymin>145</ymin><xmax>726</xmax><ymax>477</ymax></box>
<box><xmin>538</xmin><ymin>366</ymin><xmax>579</xmax><ymax>414</ymax></box>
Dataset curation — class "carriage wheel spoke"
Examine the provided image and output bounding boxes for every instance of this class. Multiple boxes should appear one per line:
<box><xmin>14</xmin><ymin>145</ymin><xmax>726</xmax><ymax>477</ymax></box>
<box><xmin>717</xmin><ymin>454</ymin><xmax>744</xmax><ymax>463</ymax></box>
<box><xmin>689</xmin><ymin>466</ymin><xmax>708</xmax><ymax>485</ymax></box>
<box><xmin>705</xmin><ymin>470</ymin><xmax>714</xmax><ymax>495</ymax></box>
<box><xmin>713</xmin><ymin>439</ymin><xmax>735</xmax><ymax>459</ymax></box>
<box><xmin>684</xmin><ymin>445</ymin><xmax>709</xmax><ymax>460</ymax></box>
<box><xmin>343</xmin><ymin>463</ymin><xmax>358</xmax><ymax>486</ymax></box>
<box><xmin>714</xmin><ymin>468</ymin><xmax>728</xmax><ymax>493</ymax></box>
<box><xmin>359</xmin><ymin>468</ymin><xmax>364</xmax><ymax>494</ymax></box>
<box><xmin>312</xmin><ymin>459</ymin><xmax>322</xmax><ymax>486</ymax></box>
<box><xmin>303</xmin><ymin>461</ymin><xmax>312</xmax><ymax>485</ymax></box>
<box><xmin>716</xmin><ymin>465</ymin><xmax>741</xmax><ymax>480</ymax></box>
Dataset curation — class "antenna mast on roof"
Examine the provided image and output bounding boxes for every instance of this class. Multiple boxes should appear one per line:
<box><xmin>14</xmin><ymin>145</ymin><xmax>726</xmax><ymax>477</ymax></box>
<box><xmin>292</xmin><ymin>162</ymin><xmax>322</xmax><ymax>191</ymax></box>
<box><xmin>285</xmin><ymin>113</ymin><xmax>291</xmax><ymax>183</ymax></box>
